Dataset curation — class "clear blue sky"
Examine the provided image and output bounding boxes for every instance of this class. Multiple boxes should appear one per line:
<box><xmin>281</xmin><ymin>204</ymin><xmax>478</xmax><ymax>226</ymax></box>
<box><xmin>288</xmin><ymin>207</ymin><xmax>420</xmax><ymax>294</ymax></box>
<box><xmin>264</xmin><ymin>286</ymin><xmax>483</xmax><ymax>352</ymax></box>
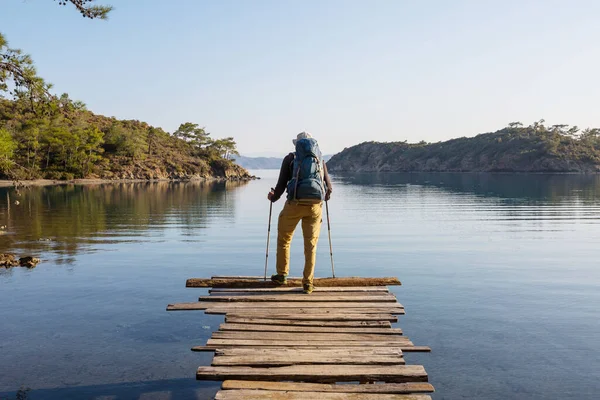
<box><xmin>1</xmin><ymin>0</ymin><xmax>599</xmax><ymax>156</ymax></box>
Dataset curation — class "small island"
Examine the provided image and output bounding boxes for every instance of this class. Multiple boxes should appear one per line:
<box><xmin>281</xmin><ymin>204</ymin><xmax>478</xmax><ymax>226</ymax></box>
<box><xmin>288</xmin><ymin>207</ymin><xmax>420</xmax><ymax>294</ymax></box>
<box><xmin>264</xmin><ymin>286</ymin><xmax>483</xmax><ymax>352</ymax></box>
<box><xmin>327</xmin><ymin>121</ymin><xmax>600</xmax><ymax>173</ymax></box>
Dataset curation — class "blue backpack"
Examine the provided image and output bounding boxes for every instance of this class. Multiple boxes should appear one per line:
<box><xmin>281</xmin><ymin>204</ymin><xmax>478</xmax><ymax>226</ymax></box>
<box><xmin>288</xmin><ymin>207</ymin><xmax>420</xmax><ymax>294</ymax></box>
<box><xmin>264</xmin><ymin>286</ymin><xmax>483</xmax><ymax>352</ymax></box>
<box><xmin>287</xmin><ymin>138</ymin><xmax>326</xmax><ymax>201</ymax></box>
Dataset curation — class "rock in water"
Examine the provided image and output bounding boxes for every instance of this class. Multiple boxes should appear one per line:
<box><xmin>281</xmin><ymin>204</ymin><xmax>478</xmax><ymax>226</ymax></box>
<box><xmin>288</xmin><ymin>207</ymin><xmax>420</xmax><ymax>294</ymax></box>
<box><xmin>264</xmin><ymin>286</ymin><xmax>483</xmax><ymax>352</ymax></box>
<box><xmin>19</xmin><ymin>256</ymin><xmax>41</xmax><ymax>268</ymax></box>
<box><xmin>0</xmin><ymin>253</ymin><xmax>19</xmax><ymax>267</ymax></box>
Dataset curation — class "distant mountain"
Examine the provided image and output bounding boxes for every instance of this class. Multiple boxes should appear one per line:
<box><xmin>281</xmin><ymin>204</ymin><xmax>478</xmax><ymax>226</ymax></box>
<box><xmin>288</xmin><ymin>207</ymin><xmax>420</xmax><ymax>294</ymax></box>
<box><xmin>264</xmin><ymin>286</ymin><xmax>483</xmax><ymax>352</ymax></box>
<box><xmin>327</xmin><ymin>123</ymin><xmax>600</xmax><ymax>173</ymax></box>
<box><xmin>236</xmin><ymin>154</ymin><xmax>333</xmax><ymax>169</ymax></box>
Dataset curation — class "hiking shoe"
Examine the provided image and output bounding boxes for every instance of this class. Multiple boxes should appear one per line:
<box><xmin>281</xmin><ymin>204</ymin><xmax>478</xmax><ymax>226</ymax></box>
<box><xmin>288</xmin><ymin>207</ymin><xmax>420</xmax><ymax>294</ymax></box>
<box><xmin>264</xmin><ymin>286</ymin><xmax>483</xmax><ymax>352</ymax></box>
<box><xmin>271</xmin><ymin>274</ymin><xmax>287</xmax><ymax>285</ymax></box>
<box><xmin>303</xmin><ymin>283</ymin><xmax>314</xmax><ymax>294</ymax></box>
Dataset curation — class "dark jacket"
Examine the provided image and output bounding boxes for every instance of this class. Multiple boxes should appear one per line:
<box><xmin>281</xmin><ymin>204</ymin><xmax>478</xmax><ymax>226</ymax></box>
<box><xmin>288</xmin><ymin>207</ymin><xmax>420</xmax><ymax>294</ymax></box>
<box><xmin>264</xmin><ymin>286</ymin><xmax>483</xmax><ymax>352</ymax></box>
<box><xmin>271</xmin><ymin>153</ymin><xmax>332</xmax><ymax>202</ymax></box>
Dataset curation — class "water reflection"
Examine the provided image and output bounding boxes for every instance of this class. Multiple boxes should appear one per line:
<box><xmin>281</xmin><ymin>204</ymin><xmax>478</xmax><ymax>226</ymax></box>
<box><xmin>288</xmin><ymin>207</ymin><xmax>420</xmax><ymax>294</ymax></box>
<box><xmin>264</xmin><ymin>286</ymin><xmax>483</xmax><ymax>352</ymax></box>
<box><xmin>0</xmin><ymin>180</ymin><xmax>248</xmax><ymax>261</ymax></box>
<box><xmin>334</xmin><ymin>172</ymin><xmax>600</xmax><ymax>203</ymax></box>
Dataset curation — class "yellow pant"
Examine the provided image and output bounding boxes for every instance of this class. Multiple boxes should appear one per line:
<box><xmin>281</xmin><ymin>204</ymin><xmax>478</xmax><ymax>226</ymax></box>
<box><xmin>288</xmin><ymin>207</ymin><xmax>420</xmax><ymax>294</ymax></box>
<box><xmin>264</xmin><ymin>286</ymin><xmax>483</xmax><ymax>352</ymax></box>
<box><xmin>276</xmin><ymin>200</ymin><xmax>323</xmax><ymax>285</ymax></box>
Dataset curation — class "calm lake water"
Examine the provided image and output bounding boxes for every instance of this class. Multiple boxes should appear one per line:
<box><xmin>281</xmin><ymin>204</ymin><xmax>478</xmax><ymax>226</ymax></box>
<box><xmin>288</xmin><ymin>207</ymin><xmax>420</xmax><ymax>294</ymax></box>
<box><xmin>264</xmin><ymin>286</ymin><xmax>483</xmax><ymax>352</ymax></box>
<box><xmin>1</xmin><ymin>171</ymin><xmax>599</xmax><ymax>400</ymax></box>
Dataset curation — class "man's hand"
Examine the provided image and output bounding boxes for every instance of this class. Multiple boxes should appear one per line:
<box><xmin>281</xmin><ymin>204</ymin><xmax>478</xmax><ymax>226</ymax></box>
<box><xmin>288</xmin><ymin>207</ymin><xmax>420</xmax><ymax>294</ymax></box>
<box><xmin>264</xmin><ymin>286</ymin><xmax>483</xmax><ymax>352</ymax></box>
<box><xmin>325</xmin><ymin>190</ymin><xmax>332</xmax><ymax>201</ymax></box>
<box><xmin>267</xmin><ymin>188</ymin><xmax>275</xmax><ymax>202</ymax></box>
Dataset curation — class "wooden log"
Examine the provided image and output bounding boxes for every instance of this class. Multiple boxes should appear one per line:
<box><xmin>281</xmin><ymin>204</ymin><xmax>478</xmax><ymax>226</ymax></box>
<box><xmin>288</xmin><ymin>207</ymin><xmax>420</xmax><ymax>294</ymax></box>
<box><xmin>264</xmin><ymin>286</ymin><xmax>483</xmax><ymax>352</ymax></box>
<box><xmin>210</xmin><ymin>286</ymin><xmax>390</xmax><ymax>293</ymax></box>
<box><xmin>186</xmin><ymin>277</ymin><xmax>402</xmax><ymax>288</ymax></box>
<box><xmin>197</xmin><ymin>364</ymin><xmax>427</xmax><ymax>383</ymax></box>
<box><xmin>215</xmin><ymin>390</ymin><xmax>432</xmax><ymax>399</ymax></box>
<box><xmin>218</xmin><ymin>323</ymin><xmax>403</xmax><ymax>335</ymax></box>
<box><xmin>212</xmin><ymin>354</ymin><xmax>405</xmax><ymax>366</ymax></box>
<box><xmin>211</xmin><ymin>331</ymin><xmax>412</xmax><ymax>342</ymax></box>
<box><xmin>205</xmin><ymin>339</ymin><xmax>414</xmax><ymax>347</ymax></box>
<box><xmin>214</xmin><ymin>348</ymin><xmax>404</xmax><ymax>357</ymax></box>
<box><xmin>223</xmin><ymin>313</ymin><xmax>399</xmax><ymax>322</ymax></box>
<box><xmin>207</xmin><ymin>308</ymin><xmax>405</xmax><ymax>316</ymax></box>
<box><xmin>199</xmin><ymin>295</ymin><xmax>398</xmax><ymax>302</ymax></box>
<box><xmin>221</xmin><ymin>380</ymin><xmax>435</xmax><ymax>394</ymax></box>
<box><xmin>224</xmin><ymin>317</ymin><xmax>393</xmax><ymax>328</ymax></box>
<box><xmin>167</xmin><ymin>302</ymin><xmax>403</xmax><ymax>310</ymax></box>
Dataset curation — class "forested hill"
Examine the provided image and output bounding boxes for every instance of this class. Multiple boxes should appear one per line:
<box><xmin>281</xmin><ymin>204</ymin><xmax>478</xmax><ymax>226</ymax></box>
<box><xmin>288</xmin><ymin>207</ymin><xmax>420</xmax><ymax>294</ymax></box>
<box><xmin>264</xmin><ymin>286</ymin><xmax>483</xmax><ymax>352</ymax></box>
<box><xmin>0</xmin><ymin>32</ymin><xmax>250</xmax><ymax>181</ymax></box>
<box><xmin>0</xmin><ymin>99</ymin><xmax>251</xmax><ymax>181</ymax></box>
<box><xmin>327</xmin><ymin>122</ymin><xmax>600</xmax><ymax>173</ymax></box>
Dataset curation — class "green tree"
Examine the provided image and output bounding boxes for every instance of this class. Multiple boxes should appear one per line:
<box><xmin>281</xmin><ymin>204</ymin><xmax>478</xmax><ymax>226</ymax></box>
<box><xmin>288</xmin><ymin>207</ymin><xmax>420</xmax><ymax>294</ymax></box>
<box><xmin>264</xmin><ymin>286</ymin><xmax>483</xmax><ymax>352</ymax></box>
<box><xmin>54</xmin><ymin>1</ymin><xmax>113</xmax><ymax>19</ymax></box>
<box><xmin>173</xmin><ymin>122</ymin><xmax>212</xmax><ymax>149</ymax></box>
<box><xmin>0</xmin><ymin>128</ymin><xmax>16</xmax><ymax>168</ymax></box>
<box><xmin>209</xmin><ymin>137</ymin><xmax>239</xmax><ymax>159</ymax></box>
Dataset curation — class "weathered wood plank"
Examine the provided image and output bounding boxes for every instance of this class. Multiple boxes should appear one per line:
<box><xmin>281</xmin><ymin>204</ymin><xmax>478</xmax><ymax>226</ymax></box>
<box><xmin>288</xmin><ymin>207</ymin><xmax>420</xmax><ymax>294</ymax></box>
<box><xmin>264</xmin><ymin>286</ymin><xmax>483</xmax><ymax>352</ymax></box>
<box><xmin>209</xmin><ymin>287</ymin><xmax>390</xmax><ymax>293</ymax></box>
<box><xmin>212</xmin><ymin>354</ymin><xmax>404</xmax><ymax>366</ymax></box>
<box><xmin>168</xmin><ymin>302</ymin><xmax>403</xmax><ymax>310</ymax></box>
<box><xmin>187</xmin><ymin>277</ymin><xmax>402</xmax><ymax>288</ymax></box>
<box><xmin>211</xmin><ymin>331</ymin><xmax>412</xmax><ymax>342</ymax></box>
<box><xmin>192</xmin><ymin>345</ymin><xmax>422</xmax><ymax>352</ymax></box>
<box><xmin>219</xmin><ymin>307</ymin><xmax>404</xmax><ymax>314</ymax></box>
<box><xmin>207</xmin><ymin>308</ymin><xmax>405</xmax><ymax>316</ymax></box>
<box><xmin>205</xmin><ymin>339</ymin><xmax>414</xmax><ymax>347</ymax></box>
<box><xmin>210</xmin><ymin>292</ymin><xmax>391</xmax><ymax>298</ymax></box>
<box><xmin>224</xmin><ymin>317</ymin><xmax>393</xmax><ymax>328</ymax></box>
<box><xmin>221</xmin><ymin>380</ymin><xmax>434</xmax><ymax>394</ymax></box>
<box><xmin>223</xmin><ymin>313</ymin><xmax>399</xmax><ymax>322</ymax></box>
<box><xmin>399</xmin><ymin>346</ymin><xmax>432</xmax><ymax>353</ymax></box>
<box><xmin>197</xmin><ymin>364</ymin><xmax>427</xmax><ymax>383</ymax></box>
<box><xmin>215</xmin><ymin>390</ymin><xmax>431</xmax><ymax>400</ymax></box>
<box><xmin>214</xmin><ymin>348</ymin><xmax>404</xmax><ymax>357</ymax></box>
<box><xmin>219</xmin><ymin>323</ymin><xmax>403</xmax><ymax>335</ymax></box>
<box><xmin>200</xmin><ymin>295</ymin><xmax>398</xmax><ymax>302</ymax></box>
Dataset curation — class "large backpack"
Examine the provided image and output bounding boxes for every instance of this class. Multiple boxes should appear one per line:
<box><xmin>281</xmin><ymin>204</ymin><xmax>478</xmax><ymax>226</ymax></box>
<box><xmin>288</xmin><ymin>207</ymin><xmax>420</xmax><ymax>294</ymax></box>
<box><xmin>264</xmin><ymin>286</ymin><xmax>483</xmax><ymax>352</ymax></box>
<box><xmin>287</xmin><ymin>138</ymin><xmax>326</xmax><ymax>201</ymax></box>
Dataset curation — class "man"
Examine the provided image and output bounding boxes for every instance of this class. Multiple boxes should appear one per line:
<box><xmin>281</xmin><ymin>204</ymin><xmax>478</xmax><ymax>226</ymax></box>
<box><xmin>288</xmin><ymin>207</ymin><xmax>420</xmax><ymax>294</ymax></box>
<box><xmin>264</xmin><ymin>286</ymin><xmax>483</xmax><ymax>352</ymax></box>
<box><xmin>267</xmin><ymin>132</ymin><xmax>333</xmax><ymax>294</ymax></box>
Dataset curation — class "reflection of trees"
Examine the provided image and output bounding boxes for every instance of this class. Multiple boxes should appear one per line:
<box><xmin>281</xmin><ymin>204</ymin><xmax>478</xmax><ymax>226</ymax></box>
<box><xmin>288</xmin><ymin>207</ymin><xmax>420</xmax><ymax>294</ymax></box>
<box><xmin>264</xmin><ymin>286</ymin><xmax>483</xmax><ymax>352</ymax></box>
<box><xmin>333</xmin><ymin>172</ymin><xmax>600</xmax><ymax>204</ymax></box>
<box><xmin>0</xmin><ymin>180</ymin><xmax>248</xmax><ymax>258</ymax></box>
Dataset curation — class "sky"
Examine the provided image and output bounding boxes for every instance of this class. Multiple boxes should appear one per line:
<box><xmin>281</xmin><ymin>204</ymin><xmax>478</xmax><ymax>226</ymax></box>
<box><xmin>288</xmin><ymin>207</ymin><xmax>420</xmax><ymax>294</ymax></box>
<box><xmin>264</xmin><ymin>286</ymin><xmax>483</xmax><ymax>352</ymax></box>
<box><xmin>1</xmin><ymin>0</ymin><xmax>599</xmax><ymax>156</ymax></box>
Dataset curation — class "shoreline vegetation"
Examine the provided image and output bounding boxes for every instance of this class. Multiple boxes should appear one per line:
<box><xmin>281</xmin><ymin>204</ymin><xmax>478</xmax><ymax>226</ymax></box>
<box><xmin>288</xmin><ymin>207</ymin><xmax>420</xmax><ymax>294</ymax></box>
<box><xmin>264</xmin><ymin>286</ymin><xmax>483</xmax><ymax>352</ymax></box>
<box><xmin>0</xmin><ymin>175</ymin><xmax>258</xmax><ymax>188</ymax></box>
<box><xmin>327</xmin><ymin>121</ymin><xmax>600</xmax><ymax>174</ymax></box>
<box><xmin>0</xmin><ymin>32</ymin><xmax>253</xmax><ymax>183</ymax></box>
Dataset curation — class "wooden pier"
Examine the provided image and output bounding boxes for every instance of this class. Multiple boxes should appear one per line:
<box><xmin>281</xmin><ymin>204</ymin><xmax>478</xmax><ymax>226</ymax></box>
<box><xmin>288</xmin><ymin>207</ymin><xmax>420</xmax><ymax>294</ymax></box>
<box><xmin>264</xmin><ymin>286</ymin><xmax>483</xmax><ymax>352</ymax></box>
<box><xmin>167</xmin><ymin>276</ymin><xmax>433</xmax><ymax>399</ymax></box>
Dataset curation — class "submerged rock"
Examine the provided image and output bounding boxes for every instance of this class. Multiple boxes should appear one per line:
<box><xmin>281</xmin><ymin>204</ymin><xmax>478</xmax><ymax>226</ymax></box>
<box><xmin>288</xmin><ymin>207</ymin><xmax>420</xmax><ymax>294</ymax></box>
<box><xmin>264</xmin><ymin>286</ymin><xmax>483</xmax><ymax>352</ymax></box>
<box><xmin>19</xmin><ymin>256</ymin><xmax>41</xmax><ymax>268</ymax></box>
<box><xmin>0</xmin><ymin>253</ymin><xmax>18</xmax><ymax>267</ymax></box>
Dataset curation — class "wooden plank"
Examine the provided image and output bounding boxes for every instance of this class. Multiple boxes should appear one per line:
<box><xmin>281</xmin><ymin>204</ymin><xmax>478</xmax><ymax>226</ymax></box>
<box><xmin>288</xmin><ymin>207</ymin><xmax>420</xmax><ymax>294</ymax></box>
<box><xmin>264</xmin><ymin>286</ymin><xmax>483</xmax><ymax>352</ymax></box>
<box><xmin>186</xmin><ymin>277</ymin><xmax>402</xmax><ymax>288</ymax></box>
<box><xmin>168</xmin><ymin>302</ymin><xmax>403</xmax><ymax>310</ymax></box>
<box><xmin>206</xmin><ymin>308</ymin><xmax>405</xmax><ymax>316</ymax></box>
<box><xmin>218</xmin><ymin>308</ymin><xmax>404</xmax><ymax>314</ymax></box>
<box><xmin>209</xmin><ymin>288</ymin><xmax>393</xmax><ymax>299</ymax></box>
<box><xmin>205</xmin><ymin>339</ymin><xmax>414</xmax><ymax>347</ymax></box>
<box><xmin>219</xmin><ymin>323</ymin><xmax>403</xmax><ymax>335</ymax></box>
<box><xmin>211</xmin><ymin>331</ymin><xmax>412</xmax><ymax>342</ymax></box>
<box><xmin>215</xmin><ymin>390</ymin><xmax>431</xmax><ymax>400</ymax></box>
<box><xmin>223</xmin><ymin>313</ymin><xmax>399</xmax><ymax>322</ymax></box>
<box><xmin>399</xmin><ymin>346</ymin><xmax>432</xmax><ymax>353</ymax></box>
<box><xmin>224</xmin><ymin>317</ymin><xmax>392</xmax><ymax>328</ymax></box>
<box><xmin>212</xmin><ymin>354</ymin><xmax>404</xmax><ymax>366</ymax></box>
<box><xmin>214</xmin><ymin>348</ymin><xmax>404</xmax><ymax>357</ymax></box>
<box><xmin>192</xmin><ymin>345</ymin><xmax>421</xmax><ymax>352</ymax></box>
<box><xmin>197</xmin><ymin>364</ymin><xmax>427</xmax><ymax>383</ymax></box>
<box><xmin>211</xmin><ymin>276</ymin><xmax>281</xmax><ymax>280</ymax></box>
<box><xmin>221</xmin><ymin>380</ymin><xmax>434</xmax><ymax>394</ymax></box>
<box><xmin>200</xmin><ymin>295</ymin><xmax>398</xmax><ymax>302</ymax></box>
<box><xmin>209</xmin><ymin>286</ymin><xmax>390</xmax><ymax>293</ymax></box>
<box><xmin>225</xmin><ymin>313</ymin><xmax>398</xmax><ymax>321</ymax></box>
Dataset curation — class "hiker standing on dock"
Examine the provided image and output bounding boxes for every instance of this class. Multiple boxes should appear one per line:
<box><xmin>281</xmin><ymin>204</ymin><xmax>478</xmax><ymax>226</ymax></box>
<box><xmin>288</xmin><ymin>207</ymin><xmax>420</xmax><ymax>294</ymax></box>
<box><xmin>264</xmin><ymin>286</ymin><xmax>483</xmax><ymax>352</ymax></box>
<box><xmin>267</xmin><ymin>132</ymin><xmax>332</xmax><ymax>294</ymax></box>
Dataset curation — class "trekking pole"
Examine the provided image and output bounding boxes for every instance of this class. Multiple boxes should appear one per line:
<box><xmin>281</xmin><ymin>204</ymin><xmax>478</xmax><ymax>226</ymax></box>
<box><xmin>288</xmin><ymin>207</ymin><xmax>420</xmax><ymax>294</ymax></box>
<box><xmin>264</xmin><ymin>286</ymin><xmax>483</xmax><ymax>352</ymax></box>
<box><xmin>325</xmin><ymin>200</ymin><xmax>336</xmax><ymax>278</ymax></box>
<box><xmin>264</xmin><ymin>189</ymin><xmax>274</xmax><ymax>281</ymax></box>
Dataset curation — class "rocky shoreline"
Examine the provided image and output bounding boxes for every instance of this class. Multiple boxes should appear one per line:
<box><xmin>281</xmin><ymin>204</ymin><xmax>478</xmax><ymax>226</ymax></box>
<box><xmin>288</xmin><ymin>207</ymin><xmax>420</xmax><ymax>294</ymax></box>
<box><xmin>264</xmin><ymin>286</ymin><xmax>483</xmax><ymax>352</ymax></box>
<box><xmin>1</xmin><ymin>254</ymin><xmax>41</xmax><ymax>268</ymax></box>
<box><xmin>0</xmin><ymin>175</ymin><xmax>258</xmax><ymax>188</ymax></box>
